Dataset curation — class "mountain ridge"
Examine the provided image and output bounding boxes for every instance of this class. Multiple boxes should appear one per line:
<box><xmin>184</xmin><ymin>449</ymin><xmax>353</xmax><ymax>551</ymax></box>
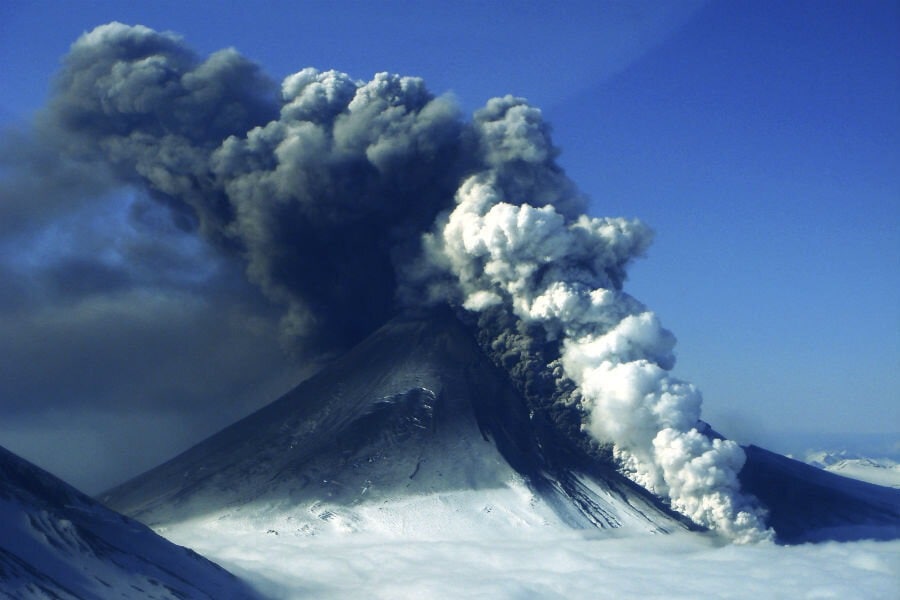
<box><xmin>0</xmin><ymin>443</ymin><xmax>259</xmax><ymax>599</ymax></box>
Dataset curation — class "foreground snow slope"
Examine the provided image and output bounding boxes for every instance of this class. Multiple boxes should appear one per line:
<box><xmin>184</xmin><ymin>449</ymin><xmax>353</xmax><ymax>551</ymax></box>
<box><xmin>102</xmin><ymin>311</ymin><xmax>689</xmax><ymax>538</ymax></box>
<box><xmin>0</xmin><ymin>444</ymin><xmax>258</xmax><ymax>599</ymax></box>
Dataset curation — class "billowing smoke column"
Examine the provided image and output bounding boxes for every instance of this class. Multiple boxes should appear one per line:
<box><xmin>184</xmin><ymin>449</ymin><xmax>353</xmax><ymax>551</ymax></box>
<box><xmin>39</xmin><ymin>23</ymin><xmax>771</xmax><ymax>541</ymax></box>
<box><xmin>45</xmin><ymin>23</ymin><xmax>469</xmax><ymax>351</ymax></box>
<box><xmin>413</xmin><ymin>97</ymin><xmax>772</xmax><ymax>543</ymax></box>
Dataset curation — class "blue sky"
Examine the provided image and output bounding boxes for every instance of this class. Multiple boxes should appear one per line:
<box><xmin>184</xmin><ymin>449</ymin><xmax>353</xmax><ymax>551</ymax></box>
<box><xmin>0</xmin><ymin>0</ymin><xmax>897</xmax><ymax>489</ymax></box>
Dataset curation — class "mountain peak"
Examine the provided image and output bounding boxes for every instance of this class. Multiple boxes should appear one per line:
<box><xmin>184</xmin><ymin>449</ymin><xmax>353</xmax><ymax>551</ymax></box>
<box><xmin>101</xmin><ymin>310</ymin><xmax>688</xmax><ymax>537</ymax></box>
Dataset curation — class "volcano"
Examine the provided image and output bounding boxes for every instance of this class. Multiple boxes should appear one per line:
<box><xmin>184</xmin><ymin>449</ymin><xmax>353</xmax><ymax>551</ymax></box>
<box><xmin>101</xmin><ymin>310</ymin><xmax>692</xmax><ymax>538</ymax></box>
<box><xmin>101</xmin><ymin>311</ymin><xmax>900</xmax><ymax>544</ymax></box>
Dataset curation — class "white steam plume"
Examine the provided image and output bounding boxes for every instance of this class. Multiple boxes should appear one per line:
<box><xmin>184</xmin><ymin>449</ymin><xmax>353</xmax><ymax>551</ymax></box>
<box><xmin>416</xmin><ymin>97</ymin><xmax>773</xmax><ymax>543</ymax></box>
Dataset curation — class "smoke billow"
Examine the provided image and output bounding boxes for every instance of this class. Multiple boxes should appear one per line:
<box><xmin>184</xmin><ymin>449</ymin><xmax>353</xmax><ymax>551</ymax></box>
<box><xmin>413</xmin><ymin>100</ymin><xmax>772</xmax><ymax>542</ymax></box>
<box><xmin>26</xmin><ymin>23</ymin><xmax>771</xmax><ymax>541</ymax></box>
<box><xmin>42</xmin><ymin>22</ymin><xmax>469</xmax><ymax>350</ymax></box>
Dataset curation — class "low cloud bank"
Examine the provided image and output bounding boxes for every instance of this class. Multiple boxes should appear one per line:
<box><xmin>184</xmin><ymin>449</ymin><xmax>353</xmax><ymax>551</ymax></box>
<box><xmin>166</xmin><ymin>524</ymin><xmax>900</xmax><ymax>599</ymax></box>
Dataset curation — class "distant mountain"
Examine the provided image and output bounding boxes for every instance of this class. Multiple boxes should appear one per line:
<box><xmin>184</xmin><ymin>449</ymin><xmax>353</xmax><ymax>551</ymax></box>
<box><xmin>740</xmin><ymin>445</ymin><xmax>900</xmax><ymax>543</ymax></box>
<box><xmin>101</xmin><ymin>311</ymin><xmax>900</xmax><ymax>545</ymax></box>
<box><xmin>802</xmin><ymin>451</ymin><xmax>900</xmax><ymax>489</ymax></box>
<box><xmin>0</xmin><ymin>444</ymin><xmax>259</xmax><ymax>599</ymax></box>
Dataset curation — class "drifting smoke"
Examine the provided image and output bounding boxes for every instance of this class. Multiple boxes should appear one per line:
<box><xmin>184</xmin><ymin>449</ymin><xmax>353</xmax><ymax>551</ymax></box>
<box><xmin>43</xmin><ymin>22</ymin><xmax>469</xmax><ymax>350</ymax></box>
<box><xmin>31</xmin><ymin>23</ymin><xmax>771</xmax><ymax>541</ymax></box>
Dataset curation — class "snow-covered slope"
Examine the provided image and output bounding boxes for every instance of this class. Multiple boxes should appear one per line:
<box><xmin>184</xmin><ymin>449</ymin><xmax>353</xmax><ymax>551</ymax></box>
<box><xmin>0</xmin><ymin>444</ymin><xmax>259</xmax><ymax>599</ymax></box>
<box><xmin>824</xmin><ymin>459</ymin><xmax>900</xmax><ymax>489</ymax></box>
<box><xmin>102</xmin><ymin>311</ymin><xmax>690</xmax><ymax>539</ymax></box>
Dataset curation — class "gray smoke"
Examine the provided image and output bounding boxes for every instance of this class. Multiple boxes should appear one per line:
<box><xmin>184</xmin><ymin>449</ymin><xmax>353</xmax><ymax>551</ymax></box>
<box><xmin>41</xmin><ymin>22</ymin><xmax>469</xmax><ymax>350</ymax></box>
<box><xmin>14</xmin><ymin>23</ymin><xmax>773</xmax><ymax>540</ymax></box>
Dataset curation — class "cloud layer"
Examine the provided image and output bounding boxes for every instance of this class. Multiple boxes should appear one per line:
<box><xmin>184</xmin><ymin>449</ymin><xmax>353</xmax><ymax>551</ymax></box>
<box><xmin>168</xmin><ymin>524</ymin><xmax>900</xmax><ymax>599</ymax></box>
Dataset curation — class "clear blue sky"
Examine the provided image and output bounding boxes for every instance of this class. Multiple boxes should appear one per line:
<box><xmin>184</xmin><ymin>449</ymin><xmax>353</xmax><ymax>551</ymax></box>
<box><xmin>0</xmin><ymin>0</ymin><xmax>897</xmax><ymax>489</ymax></box>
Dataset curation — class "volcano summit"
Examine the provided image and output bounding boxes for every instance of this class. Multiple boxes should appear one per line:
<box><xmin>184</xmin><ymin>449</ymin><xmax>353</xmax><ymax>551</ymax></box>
<box><xmin>101</xmin><ymin>310</ymin><xmax>693</xmax><ymax>539</ymax></box>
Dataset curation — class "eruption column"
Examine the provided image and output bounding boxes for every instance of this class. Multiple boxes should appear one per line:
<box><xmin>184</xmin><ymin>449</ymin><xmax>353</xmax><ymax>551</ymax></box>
<box><xmin>419</xmin><ymin>98</ymin><xmax>773</xmax><ymax>543</ymax></box>
<box><xmin>37</xmin><ymin>23</ymin><xmax>772</xmax><ymax>542</ymax></box>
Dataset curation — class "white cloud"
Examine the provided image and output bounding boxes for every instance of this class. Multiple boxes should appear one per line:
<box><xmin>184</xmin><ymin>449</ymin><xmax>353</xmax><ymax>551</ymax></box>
<box><xmin>160</xmin><ymin>521</ymin><xmax>900</xmax><ymax>599</ymax></box>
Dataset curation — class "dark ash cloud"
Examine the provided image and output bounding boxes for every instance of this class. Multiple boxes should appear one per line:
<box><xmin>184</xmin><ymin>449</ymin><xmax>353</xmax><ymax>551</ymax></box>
<box><xmin>39</xmin><ymin>23</ymin><xmax>474</xmax><ymax>351</ymax></box>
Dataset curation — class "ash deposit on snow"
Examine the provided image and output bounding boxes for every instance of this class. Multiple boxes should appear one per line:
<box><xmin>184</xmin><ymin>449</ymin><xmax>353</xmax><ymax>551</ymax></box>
<box><xmin>23</xmin><ymin>22</ymin><xmax>771</xmax><ymax>541</ymax></box>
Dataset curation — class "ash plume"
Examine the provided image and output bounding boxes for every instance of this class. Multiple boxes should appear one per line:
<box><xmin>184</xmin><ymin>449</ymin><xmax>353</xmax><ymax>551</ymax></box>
<box><xmin>23</xmin><ymin>22</ymin><xmax>771</xmax><ymax>541</ymax></box>
<box><xmin>41</xmin><ymin>22</ymin><xmax>469</xmax><ymax>350</ymax></box>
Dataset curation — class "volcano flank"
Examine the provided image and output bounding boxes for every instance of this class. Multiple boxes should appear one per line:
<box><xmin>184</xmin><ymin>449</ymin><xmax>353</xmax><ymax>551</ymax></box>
<box><xmin>101</xmin><ymin>310</ymin><xmax>693</xmax><ymax>537</ymax></box>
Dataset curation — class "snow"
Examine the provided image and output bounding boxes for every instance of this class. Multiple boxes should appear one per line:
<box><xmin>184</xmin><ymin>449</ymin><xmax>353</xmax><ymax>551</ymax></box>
<box><xmin>824</xmin><ymin>459</ymin><xmax>900</xmax><ymax>489</ymax></box>
<box><xmin>804</xmin><ymin>451</ymin><xmax>900</xmax><ymax>489</ymax></box>
<box><xmin>156</xmin><ymin>517</ymin><xmax>900</xmax><ymax>599</ymax></box>
<box><xmin>0</xmin><ymin>444</ymin><xmax>259</xmax><ymax>599</ymax></box>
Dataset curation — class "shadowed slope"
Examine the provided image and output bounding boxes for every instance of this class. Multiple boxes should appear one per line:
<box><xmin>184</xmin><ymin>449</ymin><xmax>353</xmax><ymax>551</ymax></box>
<box><xmin>0</xmin><ymin>445</ymin><xmax>259</xmax><ymax>599</ymax></box>
<box><xmin>740</xmin><ymin>444</ymin><xmax>900</xmax><ymax>544</ymax></box>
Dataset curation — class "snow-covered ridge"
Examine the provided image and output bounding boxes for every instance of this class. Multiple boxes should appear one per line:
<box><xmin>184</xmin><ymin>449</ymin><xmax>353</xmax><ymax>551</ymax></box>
<box><xmin>803</xmin><ymin>450</ymin><xmax>900</xmax><ymax>489</ymax></box>
<box><xmin>0</xmin><ymin>444</ymin><xmax>258</xmax><ymax>599</ymax></box>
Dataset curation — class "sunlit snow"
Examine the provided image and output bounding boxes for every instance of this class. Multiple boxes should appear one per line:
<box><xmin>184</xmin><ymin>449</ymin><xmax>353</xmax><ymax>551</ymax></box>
<box><xmin>804</xmin><ymin>452</ymin><xmax>900</xmax><ymax>490</ymax></box>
